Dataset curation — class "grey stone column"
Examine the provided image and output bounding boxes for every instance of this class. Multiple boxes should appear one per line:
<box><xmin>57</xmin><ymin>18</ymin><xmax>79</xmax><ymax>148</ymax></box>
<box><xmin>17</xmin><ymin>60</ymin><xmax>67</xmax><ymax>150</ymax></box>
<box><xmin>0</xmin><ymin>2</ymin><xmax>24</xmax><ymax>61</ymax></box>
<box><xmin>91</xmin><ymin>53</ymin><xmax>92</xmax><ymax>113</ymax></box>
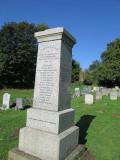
<box><xmin>8</xmin><ymin>28</ymin><xmax>81</xmax><ymax>160</ymax></box>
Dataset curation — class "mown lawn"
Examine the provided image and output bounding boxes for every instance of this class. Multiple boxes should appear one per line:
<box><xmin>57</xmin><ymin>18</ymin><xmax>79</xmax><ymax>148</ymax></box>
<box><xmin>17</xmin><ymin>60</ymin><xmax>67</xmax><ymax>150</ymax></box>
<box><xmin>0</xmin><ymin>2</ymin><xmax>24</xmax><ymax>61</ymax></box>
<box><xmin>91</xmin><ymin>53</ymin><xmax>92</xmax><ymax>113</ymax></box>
<box><xmin>0</xmin><ymin>88</ymin><xmax>120</xmax><ymax>160</ymax></box>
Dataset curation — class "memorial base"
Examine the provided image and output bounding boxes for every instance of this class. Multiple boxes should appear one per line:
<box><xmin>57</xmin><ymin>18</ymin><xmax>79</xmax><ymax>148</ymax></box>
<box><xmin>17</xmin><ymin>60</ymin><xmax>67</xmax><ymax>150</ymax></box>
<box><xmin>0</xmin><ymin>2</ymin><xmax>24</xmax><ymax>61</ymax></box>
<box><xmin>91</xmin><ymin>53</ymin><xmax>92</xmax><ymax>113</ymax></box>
<box><xmin>18</xmin><ymin>126</ymin><xmax>79</xmax><ymax>160</ymax></box>
<box><xmin>8</xmin><ymin>145</ymin><xmax>85</xmax><ymax>160</ymax></box>
<box><xmin>8</xmin><ymin>126</ymin><xmax>85</xmax><ymax>160</ymax></box>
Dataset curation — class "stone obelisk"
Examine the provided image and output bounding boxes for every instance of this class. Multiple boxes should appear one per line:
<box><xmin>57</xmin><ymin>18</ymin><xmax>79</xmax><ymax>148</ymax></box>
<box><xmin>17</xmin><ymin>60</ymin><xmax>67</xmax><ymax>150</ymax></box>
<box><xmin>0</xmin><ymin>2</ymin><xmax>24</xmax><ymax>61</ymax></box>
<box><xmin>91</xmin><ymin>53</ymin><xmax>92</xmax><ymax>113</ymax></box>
<box><xmin>8</xmin><ymin>28</ymin><xmax>82</xmax><ymax>160</ymax></box>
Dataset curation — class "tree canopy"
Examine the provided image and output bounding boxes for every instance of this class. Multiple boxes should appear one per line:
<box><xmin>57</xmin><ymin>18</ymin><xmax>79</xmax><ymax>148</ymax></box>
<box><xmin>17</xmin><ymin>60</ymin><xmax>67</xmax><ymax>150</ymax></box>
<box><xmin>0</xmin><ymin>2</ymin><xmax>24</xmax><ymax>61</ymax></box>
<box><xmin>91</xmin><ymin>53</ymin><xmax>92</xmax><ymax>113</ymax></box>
<box><xmin>84</xmin><ymin>38</ymin><xmax>120</xmax><ymax>87</ymax></box>
<box><xmin>72</xmin><ymin>59</ymin><xmax>81</xmax><ymax>83</ymax></box>
<box><xmin>0</xmin><ymin>22</ymin><xmax>48</xmax><ymax>88</ymax></box>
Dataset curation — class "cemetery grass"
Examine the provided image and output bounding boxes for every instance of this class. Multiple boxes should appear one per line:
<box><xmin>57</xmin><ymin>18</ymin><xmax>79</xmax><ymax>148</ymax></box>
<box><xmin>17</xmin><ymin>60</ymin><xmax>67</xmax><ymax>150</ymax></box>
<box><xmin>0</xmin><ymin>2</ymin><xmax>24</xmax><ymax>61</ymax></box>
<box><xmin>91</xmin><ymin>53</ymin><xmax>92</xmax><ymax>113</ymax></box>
<box><xmin>0</xmin><ymin>89</ymin><xmax>120</xmax><ymax>160</ymax></box>
<box><xmin>72</xmin><ymin>96</ymin><xmax>120</xmax><ymax>160</ymax></box>
<box><xmin>0</xmin><ymin>89</ymin><xmax>33</xmax><ymax>160</ymax></box>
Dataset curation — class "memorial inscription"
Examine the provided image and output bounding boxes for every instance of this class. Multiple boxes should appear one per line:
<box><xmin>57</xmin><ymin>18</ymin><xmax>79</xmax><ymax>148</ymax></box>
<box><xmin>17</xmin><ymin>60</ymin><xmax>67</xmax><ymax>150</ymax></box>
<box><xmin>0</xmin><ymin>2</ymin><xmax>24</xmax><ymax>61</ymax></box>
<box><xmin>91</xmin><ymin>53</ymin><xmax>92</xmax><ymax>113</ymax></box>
<box><xmin>33</xmin><ymin>44</ymin><xmax>60</xmax><ymax>109</ymax></box>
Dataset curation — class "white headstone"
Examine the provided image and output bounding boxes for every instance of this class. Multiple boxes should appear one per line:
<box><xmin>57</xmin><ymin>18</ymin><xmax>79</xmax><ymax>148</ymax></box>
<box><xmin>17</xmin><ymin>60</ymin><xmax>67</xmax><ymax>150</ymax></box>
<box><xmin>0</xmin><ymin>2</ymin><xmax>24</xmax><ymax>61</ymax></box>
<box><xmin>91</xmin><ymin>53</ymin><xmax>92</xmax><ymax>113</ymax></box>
<box><xmin>85</xmin><ymin>94</ymin><xmax>94</xmax><ymax>104</ymax></box>
<box><xmin>75</xmin><ymin>88</ymin><xmax>80</xmax><ymax>97</ymax></box>
<box><xmin>93</xmin><ymin>86</ymin><xmax>97</xmax><ymax>91</ymax></box>
<box><xmin>115</xmin><ymin>86</ymin><xmax>119</xmax><ymax>90</ymax></box>
<box><xmin>110</xmin><ymin>91</ymin><xmax>117</xmax><ymax>100</ymax></box>
<box><xmin>2</xmin><ymin>93</ymin><xmax>10</xmax><ymax>109</ymax></box>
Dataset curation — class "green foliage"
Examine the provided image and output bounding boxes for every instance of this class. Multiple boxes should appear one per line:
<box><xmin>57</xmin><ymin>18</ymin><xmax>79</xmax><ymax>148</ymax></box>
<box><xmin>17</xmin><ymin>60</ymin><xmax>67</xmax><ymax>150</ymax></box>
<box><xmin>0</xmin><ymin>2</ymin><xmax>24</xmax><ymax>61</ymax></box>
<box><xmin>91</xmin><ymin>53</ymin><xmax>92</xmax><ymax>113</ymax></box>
<box><xmin>0</xmin><ymin>22</ymin><xmax>48</xmax><ymax>88</ymax></box>
<box><xmin>84</xmin><ymin>38</ymin><xmax>120</xmax><ymax>87</ymax></box>
<box><xmin>72</xmin><ymin>59</ymin><xmax>81</xmax><ymax>82</ymax></box>
<box><xmin>84</xmin><ymin>60</ymin><xmax>101</xmax><ymax>85</ymax></box>
<box><xmin>99</xmin><ymin>39</ymin><xmax>120</xmax><ymax>86</ymax></box>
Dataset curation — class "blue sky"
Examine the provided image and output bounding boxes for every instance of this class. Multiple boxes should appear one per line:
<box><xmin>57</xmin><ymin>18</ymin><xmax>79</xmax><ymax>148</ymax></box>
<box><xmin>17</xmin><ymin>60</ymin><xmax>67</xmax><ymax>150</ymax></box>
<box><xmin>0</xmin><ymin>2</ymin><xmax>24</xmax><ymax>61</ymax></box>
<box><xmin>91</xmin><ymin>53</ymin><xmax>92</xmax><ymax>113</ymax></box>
<box><xmin>0</xmin><ymin>0</ymin><xmax>120</xmax><ymax>69</ymax></box>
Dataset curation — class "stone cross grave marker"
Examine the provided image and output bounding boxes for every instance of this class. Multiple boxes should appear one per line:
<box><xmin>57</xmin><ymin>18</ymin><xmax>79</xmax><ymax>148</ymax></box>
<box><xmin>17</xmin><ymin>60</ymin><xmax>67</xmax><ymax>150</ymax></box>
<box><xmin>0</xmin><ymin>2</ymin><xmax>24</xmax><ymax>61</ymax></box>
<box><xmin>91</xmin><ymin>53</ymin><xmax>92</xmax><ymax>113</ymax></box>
<box><xmin>8</xmin><ymin>28</ymin><xmax>82</xmax><ymax>160</ymax></box>
<box><xmin>85</xmin><ymin>94</ymin><xmax>94</xmax><ymax>104</ymax></box>
<box><xmin>2</xmin><ymin>93</ymin><xmax>10</xmax><ymax>109</ymax></box>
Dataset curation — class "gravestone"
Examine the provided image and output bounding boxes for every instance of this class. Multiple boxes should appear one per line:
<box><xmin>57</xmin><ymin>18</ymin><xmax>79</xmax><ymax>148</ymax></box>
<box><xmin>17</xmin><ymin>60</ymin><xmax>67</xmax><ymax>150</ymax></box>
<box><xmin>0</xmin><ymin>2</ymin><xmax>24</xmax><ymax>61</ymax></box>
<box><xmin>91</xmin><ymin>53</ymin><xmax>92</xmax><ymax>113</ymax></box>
<box><xmin>87</xmin><ymin>86</ymin><xmax>92</xmax><ymax>93</ymax></box>
<box><xmin>101</xmin><ymin>87</ymin><xmax>108</xmax><ymax>96</ymax></box>
<box><xmin>118</xmin><ymin>90</ymin><xmax>120</xmax><ymax>97</ymax></box>
<box><xmin>75</xmin><ymin>87</ymin><xmax>80</xmax><ymax>97</ymax></box>
<box><xmin>96</xmin><ymin>87</ymin><xmax>100</xmax><ymax>92</ymax></box>
<box><xmin>2</xmin><ymin>93</ymin><xmax>10</xmax><ymax>109</ymax></box>
<box><xmin>85</xmin><ymin>94</ymin><xmax>94</xmax><ymax>104</ymax></box>
<box><xmin>82</xmin><ymin>86</ymin><xmax>90</xmax><ymax>95</ymax></box>
<box><xmin>96</xmin><ymin>91</ymin><xmax>102</xmax><ymax>100</ymax></box>
<box><xmin>115</xmin><ymin>86</ymin><xmax>119</xmax><ymax>91</ymax></box>
<box><xmin>93</xmin><ymin>86</ymin><xmax>97</xmax><ymax>91</ymax></box>
<box><xmin>16</xmin><ymin>98</ymin><xmax>23</xmax><ymax>110</ymax></box>
<box><xmin>9</xmin><ymin>28</ymin><xmax>82</xmax><ymax>160</ymax></box>
<box><xmin>107</xmin><ymin>88</ymin><xmax>111</xmax><ymax>95</ymax></box>
<box><xmin>110</xmin><ymin>91</ymin><xmax>117</xmax><ymax>100</ymax></box>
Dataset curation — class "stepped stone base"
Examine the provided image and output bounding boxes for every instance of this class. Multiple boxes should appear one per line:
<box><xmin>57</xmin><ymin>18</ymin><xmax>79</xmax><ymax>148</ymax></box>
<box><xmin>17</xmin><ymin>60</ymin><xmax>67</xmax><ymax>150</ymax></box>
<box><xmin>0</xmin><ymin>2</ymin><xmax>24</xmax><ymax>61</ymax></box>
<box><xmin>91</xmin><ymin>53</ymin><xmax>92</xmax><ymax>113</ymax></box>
<box><xmin>8</xmin><ymin>145</ymin><xmax>85</xmax><ymax>160</ymax></box>
<box><xmin>18</xmin><ymin>126</ymin><xmax>79</xmax><ymax>160</ymax></box>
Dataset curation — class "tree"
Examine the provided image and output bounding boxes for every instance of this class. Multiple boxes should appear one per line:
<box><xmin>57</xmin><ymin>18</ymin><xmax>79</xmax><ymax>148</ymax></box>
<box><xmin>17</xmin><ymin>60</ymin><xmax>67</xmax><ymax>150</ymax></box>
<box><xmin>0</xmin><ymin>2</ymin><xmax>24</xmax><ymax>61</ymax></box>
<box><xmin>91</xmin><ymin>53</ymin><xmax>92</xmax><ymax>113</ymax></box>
<box><xmin>84</xmin><ymin>60</ymin><xmax>101</xmax><ymax>85</ymax></box>
<box><xmin>84</xmin><ymin>38</ymin><xmax>120</xmax><ymax>87</ymax></box>
<box><xmin>0</xmin><ymin>22</ymin><xmax>48</xmax><ymax>88</ymax></box>
<box><xmin>72</xmin><ymin>59</ymin><xmax>81</xmax><ymax>82</ymax></box>
<box><xmin>100</xmin><ymin>38</ymin><xmax>120</xmax><ymax>86</ymax></box>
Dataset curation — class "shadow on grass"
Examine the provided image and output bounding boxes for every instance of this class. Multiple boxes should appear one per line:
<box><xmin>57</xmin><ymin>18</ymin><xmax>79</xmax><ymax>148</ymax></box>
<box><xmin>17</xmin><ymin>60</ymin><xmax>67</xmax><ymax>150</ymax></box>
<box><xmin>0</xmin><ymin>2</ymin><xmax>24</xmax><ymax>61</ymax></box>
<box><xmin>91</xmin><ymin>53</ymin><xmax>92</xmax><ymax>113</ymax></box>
<box><xmin>76</xmin><ymin>115</ymin><xmax>96</xmax><ymax>144</ymax></box>
<box><xmin>10</xmin><ymin>103</ymin><xmax>16</xmax><ymax>108</ymax></box>
<box><xmin>10</xmin><ymin>103</ymin><xmax>31</xmax><ymax>110</ymax></box>
<box><xmin>22</xmin><ymin>105</ymin><xmax>31</xmax><ymax>110</ymax></box>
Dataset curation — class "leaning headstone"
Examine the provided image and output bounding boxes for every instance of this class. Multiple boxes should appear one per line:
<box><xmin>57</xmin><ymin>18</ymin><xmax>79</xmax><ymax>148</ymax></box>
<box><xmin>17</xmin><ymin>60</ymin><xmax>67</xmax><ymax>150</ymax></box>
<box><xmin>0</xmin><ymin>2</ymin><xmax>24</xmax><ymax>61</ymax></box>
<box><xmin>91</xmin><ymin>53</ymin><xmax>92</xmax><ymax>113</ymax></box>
<box><xmin>9</xmin><ymin>28</ymin><xmax>82</xmax><ymax>160</ymax></box>
<box><xmin>2</xmin><ymin>93</ymin><xmax>10</xmax><ymax>109</ymax></box>
<box><xmin>85</xmin><ymin>94</ymin><xmax>94</xmax><ymax>104</ymax></box>
<box><xmin>75</xmin><ymin>88</ymin><xmax>80</xmax><ymax>97</ymax></box>
<box><xmin>110</xmin><ymin>91</ymin><xmax>118</xmax><ymax>100</ymax></box>
<box><xmin>96</xmin><ymin>91</ymin><xmax>102</xmax><ymax>100</ymax></box>
<box><xmin>16</xmin><ymin>98</ymin><xmax>23</xmax><ymax>110</ymax></box>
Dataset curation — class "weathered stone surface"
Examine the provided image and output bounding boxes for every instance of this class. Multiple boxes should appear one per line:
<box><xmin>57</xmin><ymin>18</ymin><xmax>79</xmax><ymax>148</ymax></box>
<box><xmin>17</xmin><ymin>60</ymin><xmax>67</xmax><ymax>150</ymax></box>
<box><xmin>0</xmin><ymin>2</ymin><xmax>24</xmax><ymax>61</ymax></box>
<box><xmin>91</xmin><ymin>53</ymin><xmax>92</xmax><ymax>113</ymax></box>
<box><xmin>19</xmin><ymin>126</ymin><xmax>79</xmax><ymax>160</ymax></box>
<box><xmin>8</xmin><ymin>148</ymin><xmax>41</xmax><ymax>160</ymax></box>
<box><xmin>26</xmin><ymin>108</ymin><xmax>74</xmax><ymax>134</ymax></box>
<box><xmin>8</xmin><ymin>145</ymin><xmax>85</xmax><ymax>160</ymax></box>
<box><xmin>33</xmin><ymin>28</ymin><xmax>75</xmax><ymax>112</ymax></box>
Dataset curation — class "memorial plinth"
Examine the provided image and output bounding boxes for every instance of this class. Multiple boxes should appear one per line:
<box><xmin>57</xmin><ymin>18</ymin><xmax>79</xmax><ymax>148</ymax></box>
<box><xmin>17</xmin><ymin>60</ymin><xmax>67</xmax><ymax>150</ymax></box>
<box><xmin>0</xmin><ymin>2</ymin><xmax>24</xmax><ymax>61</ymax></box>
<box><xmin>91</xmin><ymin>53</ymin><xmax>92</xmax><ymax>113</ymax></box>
<box><xmin>8</xmin><ymin>28</ymin><xmax>81</xmax><ymax>160</ymax></box>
